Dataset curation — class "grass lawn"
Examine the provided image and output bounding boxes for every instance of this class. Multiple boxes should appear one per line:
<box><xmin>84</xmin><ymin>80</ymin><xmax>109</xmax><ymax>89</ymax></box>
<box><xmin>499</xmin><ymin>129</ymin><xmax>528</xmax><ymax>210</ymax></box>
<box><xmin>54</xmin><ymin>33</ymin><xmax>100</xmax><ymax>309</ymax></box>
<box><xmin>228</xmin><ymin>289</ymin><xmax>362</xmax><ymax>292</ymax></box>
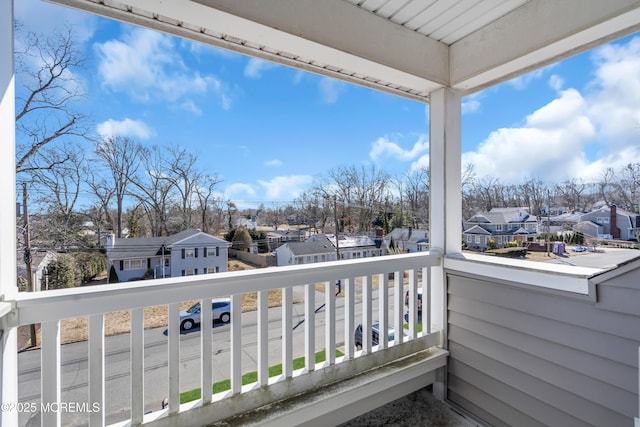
<box><xmin>180</xmin><ymin>349</ymin><xmax>344</xmax><ymax>403</ymax></box>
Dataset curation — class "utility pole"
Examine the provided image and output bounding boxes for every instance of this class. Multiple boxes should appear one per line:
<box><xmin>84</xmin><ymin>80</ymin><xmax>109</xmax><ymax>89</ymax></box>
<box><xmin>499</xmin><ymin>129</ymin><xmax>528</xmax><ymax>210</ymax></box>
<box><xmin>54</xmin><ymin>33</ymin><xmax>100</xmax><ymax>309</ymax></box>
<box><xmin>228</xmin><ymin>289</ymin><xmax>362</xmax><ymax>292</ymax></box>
<box><xmin>22</xmin><ymin>182</ymin><xmax>38</xmax><ymax>347</ymax></box>
<box><xmin>333</xmin><ymin>195</ymin><xmax>340</xmax><ymax>260</ymax></box>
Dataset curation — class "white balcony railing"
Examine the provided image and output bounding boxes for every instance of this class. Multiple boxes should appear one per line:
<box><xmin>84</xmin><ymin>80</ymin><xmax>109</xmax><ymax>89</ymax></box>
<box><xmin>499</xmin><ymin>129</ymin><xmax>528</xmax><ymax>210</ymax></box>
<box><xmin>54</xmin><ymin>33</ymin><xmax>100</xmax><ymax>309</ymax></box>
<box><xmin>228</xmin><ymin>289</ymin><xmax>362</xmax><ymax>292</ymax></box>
<box><xmin>7</xmin><ymin>251</ymin><xmax>444</xmax><ymax>427</ymax></box>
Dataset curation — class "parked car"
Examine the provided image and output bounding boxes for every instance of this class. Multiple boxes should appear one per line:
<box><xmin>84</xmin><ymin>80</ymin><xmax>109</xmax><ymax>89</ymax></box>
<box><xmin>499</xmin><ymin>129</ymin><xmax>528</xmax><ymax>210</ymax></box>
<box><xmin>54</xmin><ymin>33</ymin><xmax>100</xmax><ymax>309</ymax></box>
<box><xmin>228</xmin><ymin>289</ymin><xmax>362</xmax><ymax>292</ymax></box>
<box><xmin>572</xmin><ymin>246</ymin><xmax>587</xmax><ymax>252</ymax></box>
<box><xmin>179</xmin><ymin>298</ymin><xmax>231</xmax><ymax>330</ymax></box>
<box><xmin>354</xmin><ymin>323</ymin><xmax>401</xmax><ymax>350</ymax></box>
<box><xmin>404</xmin><ymin>288</ymin><xmax>423</xmax><ymax>310</ymax></box>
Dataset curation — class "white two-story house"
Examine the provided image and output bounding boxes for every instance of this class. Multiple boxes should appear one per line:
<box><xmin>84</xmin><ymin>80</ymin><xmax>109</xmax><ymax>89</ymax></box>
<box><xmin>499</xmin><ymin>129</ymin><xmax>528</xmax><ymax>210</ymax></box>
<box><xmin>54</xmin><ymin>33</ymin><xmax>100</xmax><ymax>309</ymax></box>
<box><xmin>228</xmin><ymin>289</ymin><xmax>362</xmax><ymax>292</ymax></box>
<box><xmin>106</xmin><ymin>229</ymin><xmax>231</xmax><ymax>282</ymax></box>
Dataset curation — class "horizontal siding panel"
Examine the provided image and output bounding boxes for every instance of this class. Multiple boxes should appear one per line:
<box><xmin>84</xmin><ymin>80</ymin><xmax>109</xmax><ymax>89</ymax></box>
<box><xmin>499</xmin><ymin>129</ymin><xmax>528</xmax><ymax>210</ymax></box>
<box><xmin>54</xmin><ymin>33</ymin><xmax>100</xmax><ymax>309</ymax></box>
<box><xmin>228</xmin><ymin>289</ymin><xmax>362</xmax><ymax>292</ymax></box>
<box><xmin>448</xmin><ymin>390</ymin><xmax>510</xmax><ymax>427</ymax></box>
<box><xmin>449</xmin><ymin>341</ymin><xmax>627</xmax><ymax>426</ymax></box>
<box><xmin>448</xmin><ymin>324</ymin><xmax>636</xmax><ymax>418</ymax></box>
<box><xmin>597</xmin><ymin>285</ymin><xmax>640</xmax><ymax>316</ymax></box>
<box><xmin>448</xmin><ymin>274</ymin><xmax>640</xmax><ymax>341</ymax></box>
<box><xmin>450</xmin><ymin>295</ymin><xmax>638</xmax><ymax>370</ymax></box>
<box><xmin>449</xmin><ymin>375</ymin><xmax>546</xmax><ymax>427</ymax></box>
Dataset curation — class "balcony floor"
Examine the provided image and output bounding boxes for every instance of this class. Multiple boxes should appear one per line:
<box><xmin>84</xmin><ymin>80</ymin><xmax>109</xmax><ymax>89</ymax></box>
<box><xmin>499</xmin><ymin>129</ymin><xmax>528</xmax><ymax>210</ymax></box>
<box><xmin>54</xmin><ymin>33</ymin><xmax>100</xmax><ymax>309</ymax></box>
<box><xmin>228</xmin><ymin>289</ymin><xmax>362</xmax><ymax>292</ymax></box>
<box><xmin>339</xmin><ymin>386</ymin><xmax>479</xmax><ymax>427</ymax></box>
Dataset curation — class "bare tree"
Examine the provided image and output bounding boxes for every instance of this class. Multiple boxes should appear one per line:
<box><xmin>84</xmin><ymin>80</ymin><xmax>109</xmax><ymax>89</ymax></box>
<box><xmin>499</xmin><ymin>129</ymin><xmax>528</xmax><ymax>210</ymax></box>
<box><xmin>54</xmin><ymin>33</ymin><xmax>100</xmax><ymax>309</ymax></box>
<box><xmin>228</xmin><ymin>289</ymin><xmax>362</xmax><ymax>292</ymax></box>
<box><xmin>130</xmin><ymin>146</ymin><xmax>175</xmax><ymax>236</ymax></box>
<box><xmin>94</xmin><ymin>136</ymin><xmax>145</xmax><ymax>238</ymax></box>
<box><xmin>194</xmin><ymin>175</ymin><xmax>222</xmax><ymax>233</ymax></box>
<box><xmin>519</xmin><ymin>177</ymin><xmax>548</xmax><ymax>215</ymax></box>
<box><xmin>403</xmin><ymin>167</ymin><xmax>429</xmax><ymax>228</ymax></box>
<box><xmin>163</xmin><ymin>147</ymin><xmax>202</xmax><ymax>230</ymax></box>
<box><xmin>29</xmin><ymin>144</ymin><xmax>86</xmax><ymax>248</ymax></box>
<box><xmin>15</xmin><ymin>26</ymin><xmax>90</xmax><ymax>174</ymax></box>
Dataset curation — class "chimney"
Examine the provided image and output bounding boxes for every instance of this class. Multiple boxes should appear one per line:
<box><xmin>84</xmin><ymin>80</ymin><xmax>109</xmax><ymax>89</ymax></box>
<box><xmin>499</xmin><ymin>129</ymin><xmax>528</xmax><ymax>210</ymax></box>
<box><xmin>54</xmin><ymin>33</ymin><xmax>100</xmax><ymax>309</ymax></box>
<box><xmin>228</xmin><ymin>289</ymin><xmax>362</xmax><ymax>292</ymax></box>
<box><xmin>610</xmin><ymin>205</ymin><xmax>620</xmax><ymax>239</ymax></box>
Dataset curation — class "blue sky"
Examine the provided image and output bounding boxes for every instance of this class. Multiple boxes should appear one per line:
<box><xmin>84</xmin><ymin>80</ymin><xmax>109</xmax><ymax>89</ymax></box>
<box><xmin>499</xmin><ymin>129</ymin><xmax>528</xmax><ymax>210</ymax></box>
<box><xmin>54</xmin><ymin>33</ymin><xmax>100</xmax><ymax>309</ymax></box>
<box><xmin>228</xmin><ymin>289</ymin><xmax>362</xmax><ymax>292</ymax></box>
<box><xmin>15</xmin><ymin>1</ymin><xmax>640</xmax><ymax>208</ymax></box>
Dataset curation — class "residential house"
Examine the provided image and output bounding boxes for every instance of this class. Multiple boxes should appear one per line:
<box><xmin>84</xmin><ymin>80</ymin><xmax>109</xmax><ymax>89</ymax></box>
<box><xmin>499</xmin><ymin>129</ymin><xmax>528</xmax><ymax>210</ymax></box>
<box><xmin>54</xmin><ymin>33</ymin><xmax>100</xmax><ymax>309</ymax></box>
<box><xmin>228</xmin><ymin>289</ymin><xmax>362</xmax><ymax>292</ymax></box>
<box><xmin>319</xmin><ymin>234</ymin><xmax>385</xmax><ymax>260</ymax></box>
<box><xmin>384</xmin><ymin>228</ymin><xmax>430</xmax><ymax>253</ymax></box>
<box><xmin>16</xmin><ymin>250</ymin><xmax>58</xmax><ymax>291</ymax></box>
<box><xmin>463</xmin><ymin>207</ymin><xmax>538</xmax><ymax>251</ymax></box>
<box><xmin>275</xmin><ymin>238</ymin><xmax>337</xmax><ymax>266</ymax></box>
<box><xmin>267</xmin><ymin>229</ymin><xmax>308</xmax><ymax>249</ymax></box>
<box><xmin>578</xmin><ymin>205</ymin><xmax>640</xmax><ymax>241</ymax></box>
<box><xmin>106</xmin><ymin>229</ymin><xmax>230</xmax><ymax>282</ymax></box>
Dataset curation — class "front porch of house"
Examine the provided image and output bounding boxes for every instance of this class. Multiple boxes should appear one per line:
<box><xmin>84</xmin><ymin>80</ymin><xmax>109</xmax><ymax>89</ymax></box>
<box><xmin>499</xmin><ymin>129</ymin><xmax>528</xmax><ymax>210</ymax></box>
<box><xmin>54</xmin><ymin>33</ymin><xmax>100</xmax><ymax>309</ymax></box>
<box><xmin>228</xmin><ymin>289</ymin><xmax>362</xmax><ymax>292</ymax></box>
<box><xmin>2</xmin><ymin>1</ymin><xmax>640</xmax><ymax>426</ymax></box>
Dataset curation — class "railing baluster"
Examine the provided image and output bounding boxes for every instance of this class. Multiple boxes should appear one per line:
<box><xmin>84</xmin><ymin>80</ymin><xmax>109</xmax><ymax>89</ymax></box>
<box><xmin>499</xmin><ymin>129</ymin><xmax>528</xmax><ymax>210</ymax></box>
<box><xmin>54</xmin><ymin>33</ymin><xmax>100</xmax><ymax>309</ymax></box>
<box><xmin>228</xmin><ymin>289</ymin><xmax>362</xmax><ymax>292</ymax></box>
<box><xmin>394</xmin><ymin>271</ymin><xmax>403</xmax><ymax>345</ymax></box>
<box><xmin>325</xmin><ymin>281</ymin><xmax>336</xmax><ymax>365</ymax></box>
<box><xmin>282</xmin><ymin>287</ymin><xmax>293</xmax><ymax>378</ymax></box>
<box><xmin>362</xmin><ymin>275</ymin><xmax>372</xmax><ymax>354</ymax></box>
<box><xmin>168</xmin><ymin>303</ymin><xmax>180</xmax><ymax>413</ymax></box>
<box><xmin>344</xmin><ymin>278</ymin><xmax>354</xmax><ymax>359</ymax></box>
<box><xmin>41</xmin><ymin>320</ymin><xmax>61</xmax><ymax>427</ymax></box>
<box><xmin>304</xmin><ymin>284</ymin><xmax>315</xmax><ymax>371</ymax></box>
<box><xmin>231</xmin><ymin>294</ymin><xmax>242</xmax><ymax>394</ymax></box>
<box><xmin>201</xmin><ymin>298</ymin><xmax>212</xmax><ymax>404</ymax></box>
<box><xmin>88</xmin><ymin>314</ymin><xmax>105</xmax><ymax>427</ymax></box>
<box><xmin>378</xmin><ymin>273</ymin><xmax>388</xmax><ymax>349</ymax></box>
<box><xmin>408</xmin><ymin>269</ymin><xmax>418</xmax><ymax>339</ymax></box>
<box><xmin>130</xmin><ymin>308</ymin><xmax>144</xmax><ymax>424</ymax></box>
<box><xmin>425</xmin><ymin>266</ymin><xmax>432</xmax><ymax>335</ymax></box>
<box><xmin>257</xmin><ymin>290</ymin><xmax>269</xmax><ymax>385</ymax></box>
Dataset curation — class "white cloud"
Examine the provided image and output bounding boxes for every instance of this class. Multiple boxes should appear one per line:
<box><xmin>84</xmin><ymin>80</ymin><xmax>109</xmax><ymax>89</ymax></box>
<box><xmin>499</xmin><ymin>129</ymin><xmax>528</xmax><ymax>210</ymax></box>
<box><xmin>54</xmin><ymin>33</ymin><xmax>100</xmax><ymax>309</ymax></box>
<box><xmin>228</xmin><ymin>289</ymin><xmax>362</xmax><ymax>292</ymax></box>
<box><xmin>95</xmin><ymin>28</ymin><xmax>232</xmax><ymax>111</ymax></box>
<box><xmin>463</xmin><ymin>36</ymin><xmax>640</xmax><ymax>185</ymax></box>
<box><xmin>370</xmin><ymin>135</ymin><xmax>429</xmax><ymax>162</ymax></box>
<box><xmin>96</xmin><ymin>118</ymin><xmax>154</xmax><ymax>140</ymax></box>
<box><xmin>319</xmin><ymin>78</ymin><xmax>346</xmax><ymax>104</ymax></box>
<box><xmin>225</xmin><ymin>183</ymin><xmax>257</xmax><ymax>200</ymax></box>
<box><xmin>258</xmin><ymin>175</ymin><xmax>314</xmax><ymax>200</ymax></box>
<box><xmin>244</xmin><ymin>58</ymin><xmax>277</xmax><ymax>79</ymax></box>
<box><xmin>462</xmin><ymin>92</ymin><xmax>482</xmax><ymax>115</ymax></box>
<box><xmin>264</xmin><ymin>159</ymin><xmax>283</xmax><ymax>167</ymax></box>
<box><xmin>508</xmin><ymin>64</ymin><xmax>556</xmax><ymax>90</ymax></box>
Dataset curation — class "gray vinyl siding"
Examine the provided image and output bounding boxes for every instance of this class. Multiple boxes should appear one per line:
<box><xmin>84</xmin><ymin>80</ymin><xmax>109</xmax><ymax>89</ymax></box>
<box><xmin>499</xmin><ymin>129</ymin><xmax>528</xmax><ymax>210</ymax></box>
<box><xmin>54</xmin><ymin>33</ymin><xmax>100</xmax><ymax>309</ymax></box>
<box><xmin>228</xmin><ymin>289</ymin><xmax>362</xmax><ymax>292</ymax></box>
<box><xmin>446</xmin><ymin>267</ymin><xmax>640</xmax><ymax>427</ymax></box>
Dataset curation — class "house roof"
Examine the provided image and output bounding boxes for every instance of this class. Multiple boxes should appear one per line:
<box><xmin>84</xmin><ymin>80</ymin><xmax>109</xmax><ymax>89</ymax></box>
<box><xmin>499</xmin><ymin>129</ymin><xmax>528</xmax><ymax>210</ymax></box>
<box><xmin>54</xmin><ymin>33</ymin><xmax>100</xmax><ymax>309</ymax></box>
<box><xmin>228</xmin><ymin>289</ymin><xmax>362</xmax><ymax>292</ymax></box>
<box><xmin>468</xmin><ymin>208</ymin><xmax>536</xmax><ymax>224</ymax></box>
<box><xmin>282</xmin><ymin>241</ymin><xmax>336</xmax><ymax>257</ymax></box>
<box><xmin>385</xmin><ymin>228</ymin><xmax>429</xmax><ymax>245</ymax></box>
<box><xmin>109</xmin><ymin>229</ymin><xmax>228</xmax><ymax>260</ymax></box>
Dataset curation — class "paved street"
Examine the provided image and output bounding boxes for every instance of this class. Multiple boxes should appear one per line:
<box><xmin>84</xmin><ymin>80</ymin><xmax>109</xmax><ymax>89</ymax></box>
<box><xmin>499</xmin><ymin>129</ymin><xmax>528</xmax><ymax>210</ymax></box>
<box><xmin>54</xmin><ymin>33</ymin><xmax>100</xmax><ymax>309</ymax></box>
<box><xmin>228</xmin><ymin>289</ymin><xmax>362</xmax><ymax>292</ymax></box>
<box><xmin>18</xmin><ymin>284</ymin><xmax>402</xmax><ymax>426</ymax></box>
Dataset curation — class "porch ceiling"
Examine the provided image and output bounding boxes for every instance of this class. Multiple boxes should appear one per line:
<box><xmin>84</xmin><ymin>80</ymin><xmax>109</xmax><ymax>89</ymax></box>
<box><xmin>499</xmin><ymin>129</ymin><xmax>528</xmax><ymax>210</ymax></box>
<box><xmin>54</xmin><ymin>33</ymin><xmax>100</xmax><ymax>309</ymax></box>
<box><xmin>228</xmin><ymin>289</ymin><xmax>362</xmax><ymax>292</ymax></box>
<box><xmin>48</xmin><ymin>0</ymin><xmax>640</xmax><ymax>102</ymax></box>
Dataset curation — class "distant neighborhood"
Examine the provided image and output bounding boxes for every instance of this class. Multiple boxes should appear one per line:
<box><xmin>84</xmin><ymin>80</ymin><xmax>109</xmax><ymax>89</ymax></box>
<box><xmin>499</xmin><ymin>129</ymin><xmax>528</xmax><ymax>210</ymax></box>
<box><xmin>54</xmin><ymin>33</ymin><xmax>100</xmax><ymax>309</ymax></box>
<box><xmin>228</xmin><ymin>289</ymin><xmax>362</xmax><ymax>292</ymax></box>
<box><xmin>16</xmin><ymin>200</ymin><xmax>640</xmax><ymax>291</ymax></box>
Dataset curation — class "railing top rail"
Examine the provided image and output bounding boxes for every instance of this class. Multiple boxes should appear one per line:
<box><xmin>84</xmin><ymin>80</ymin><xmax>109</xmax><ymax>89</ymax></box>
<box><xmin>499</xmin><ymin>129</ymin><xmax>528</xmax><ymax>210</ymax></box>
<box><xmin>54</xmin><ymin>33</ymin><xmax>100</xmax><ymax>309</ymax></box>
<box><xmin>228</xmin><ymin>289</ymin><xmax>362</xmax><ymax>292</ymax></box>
<box><xmin>14</xmin><ymin>251</ymin><xmax>442</xmax><ymax>325</ymax></box>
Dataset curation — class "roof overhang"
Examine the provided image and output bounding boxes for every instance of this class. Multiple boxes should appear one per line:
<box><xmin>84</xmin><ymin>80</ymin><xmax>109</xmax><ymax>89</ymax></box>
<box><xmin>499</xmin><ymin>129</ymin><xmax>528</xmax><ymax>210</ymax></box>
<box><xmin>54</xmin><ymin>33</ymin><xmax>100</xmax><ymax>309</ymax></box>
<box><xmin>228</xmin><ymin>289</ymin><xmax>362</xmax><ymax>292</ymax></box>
<box><xmin>47</xmin><ymin>0</ymin><xmax>640</xmax><ymax>102</ymax></box>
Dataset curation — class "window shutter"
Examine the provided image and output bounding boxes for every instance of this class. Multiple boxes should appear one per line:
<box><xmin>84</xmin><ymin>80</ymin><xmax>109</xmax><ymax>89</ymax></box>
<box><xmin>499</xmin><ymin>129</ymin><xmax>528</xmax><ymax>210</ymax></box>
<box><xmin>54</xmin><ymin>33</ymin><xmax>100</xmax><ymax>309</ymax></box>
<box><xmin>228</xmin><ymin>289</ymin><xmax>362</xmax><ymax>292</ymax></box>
<box><xmin>181</xmin><ymin>248</ymin><xmax>185</xmax><ymax>259</ymax></box>
<box><xmin>147</xmin><ymin>258</ymin><xmax>151</xmax><ymax>269</ymax></box>
<box><xmin>120</xmin><ymin>260</ymin><xmax>123</xmax><ymax>271</ymax></box>
<box><xmin>216</xmin><ymin>246</ymin><xmax>219</xmax><ymax>256</ymax></box>
<box><xmin>195</xmin><ymin>268</ymin><xmax>198</xmax><ymax>275</ymax></box>
<box><xmin>204</xmin><ymin>247</ymin><xmax>208</xmax><ymax>257</ymax></box>
<box><xmin>195</xmin><ymin>248</ymin><xmax>198</xmax><ymax>258</ymax></box>
<box><xmin>181</xmin><ymin>270</ymin><xmax>185</xmax><ymax>276</ymax></box>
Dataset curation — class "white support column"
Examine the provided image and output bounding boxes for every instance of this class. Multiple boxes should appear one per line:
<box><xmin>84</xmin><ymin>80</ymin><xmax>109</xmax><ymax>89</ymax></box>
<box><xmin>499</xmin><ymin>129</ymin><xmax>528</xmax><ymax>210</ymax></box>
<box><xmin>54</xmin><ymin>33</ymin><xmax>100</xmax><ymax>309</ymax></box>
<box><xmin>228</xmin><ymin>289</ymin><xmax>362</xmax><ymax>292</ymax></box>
<box><xmin>304</xmin><ymin>284</ymin><xmax>315</xmax><ymax>371</ymax></box>
<box><xmin>429</xmin><ymin>87</ymin><xmax>462</xmax><ymax>400</ymax></box>
<box><xmin>0</xmin><ymin>2</ymin><xmax>18</xmax><ymax>426</ymax></box>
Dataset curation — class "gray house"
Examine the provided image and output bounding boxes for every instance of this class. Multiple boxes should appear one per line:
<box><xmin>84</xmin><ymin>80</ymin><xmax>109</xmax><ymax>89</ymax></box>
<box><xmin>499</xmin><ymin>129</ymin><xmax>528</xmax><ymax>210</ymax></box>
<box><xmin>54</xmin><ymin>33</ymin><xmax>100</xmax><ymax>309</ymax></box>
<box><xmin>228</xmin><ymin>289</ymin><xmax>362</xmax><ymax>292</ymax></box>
<box><xmin>384</xmin><ymin>228</ymin><xmax>430</xmax><ymax>253</ymax></box>
<box><xmin>578</xmin><ymin>205</ymin><xmax>640</xmax><ymax>241</ymax></box>
<box><xmin>106</xmin><ymin>229</ymin><xmax>230</xmax><ymax>282</ymax></box>
<box><xmin>463</xmin><ymin>207</ymin><xmax>538</xmax><ymax>251</ymax></box>
<box><xmin>275</xmin><ymin>238</ymin><xmax>337</xmax><ymax>266</ymax></box>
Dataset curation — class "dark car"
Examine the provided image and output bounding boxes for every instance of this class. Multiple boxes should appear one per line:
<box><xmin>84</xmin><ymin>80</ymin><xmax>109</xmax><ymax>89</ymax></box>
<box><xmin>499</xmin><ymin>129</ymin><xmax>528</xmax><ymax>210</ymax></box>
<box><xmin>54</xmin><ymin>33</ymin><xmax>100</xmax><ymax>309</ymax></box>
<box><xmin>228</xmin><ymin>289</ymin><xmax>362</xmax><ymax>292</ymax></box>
<box><xmin>404</xmin><ymin>288</ymin><xmax>423</xmax><ymax>310</ymax></box>
<box><xmin>354</xmin><ymin>323</ymin><xmax>399</xmax><ymax>350</ymax></box>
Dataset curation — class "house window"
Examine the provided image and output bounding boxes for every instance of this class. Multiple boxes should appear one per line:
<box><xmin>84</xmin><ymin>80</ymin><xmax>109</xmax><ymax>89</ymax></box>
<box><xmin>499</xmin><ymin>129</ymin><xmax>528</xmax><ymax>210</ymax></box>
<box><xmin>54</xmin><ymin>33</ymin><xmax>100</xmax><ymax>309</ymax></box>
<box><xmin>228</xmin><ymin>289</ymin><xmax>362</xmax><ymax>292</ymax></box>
<box><xmin>475</xmin><ymin>235</ymin><xmax>480</xmax><ymax>244</ymax></box>
<box><xmin>123</xmin><ymin>259</ymin><xmax>146</xmax><ymax>270</ymax></box>
<box><xmin>182</xmin><ymin>248</ymin><xmax>195</xmax><ymax>258</ymax></box>
<box><xmin>496</xmin><ymin>224</ymin><xmax>503</xmax><ymax>231</ymax></box>
<box><xmin>164</xmin><ymin>258</ymin><xmax>170</xmax><ymax>267</ymax></box>
<box><xmin>466</xmin><ymin>235</ymin><xmax>472</xmax><ymax>242</ymax></box>
<box><xmin>183</xmin><ymin>269</ymin><xmax>195</xmax><ymax>276</ymax></box>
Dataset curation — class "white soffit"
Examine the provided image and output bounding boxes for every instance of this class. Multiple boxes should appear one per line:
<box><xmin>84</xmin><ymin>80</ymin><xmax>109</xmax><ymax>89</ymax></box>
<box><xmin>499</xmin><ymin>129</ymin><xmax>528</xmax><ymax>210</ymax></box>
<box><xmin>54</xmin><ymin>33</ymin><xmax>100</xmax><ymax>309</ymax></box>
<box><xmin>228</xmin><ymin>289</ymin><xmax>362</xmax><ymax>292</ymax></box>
<box><xmin>47</xmin><ymin>0</ymin><xmax>640</xmax><ymax>101</ymax></box>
